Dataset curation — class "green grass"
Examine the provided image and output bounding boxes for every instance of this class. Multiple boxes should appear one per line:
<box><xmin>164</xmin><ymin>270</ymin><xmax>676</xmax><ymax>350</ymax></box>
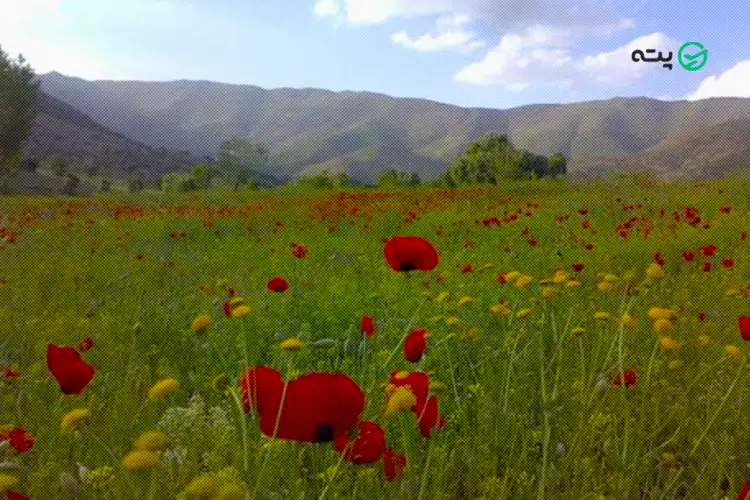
<box><xmin>2</xmin><ymin>178</ymin><xmax>750</xmax><ymax>499</ymax></box>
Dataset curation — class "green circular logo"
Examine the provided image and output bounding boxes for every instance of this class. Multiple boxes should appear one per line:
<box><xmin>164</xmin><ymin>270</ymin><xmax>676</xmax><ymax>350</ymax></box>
<box><xmin>678</xmin><ymin>42</ymin><xmax>708</xmax><ymax>71</ymax></box>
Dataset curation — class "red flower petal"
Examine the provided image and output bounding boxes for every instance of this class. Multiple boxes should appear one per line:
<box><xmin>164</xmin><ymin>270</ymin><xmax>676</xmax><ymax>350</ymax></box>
<box><xmin>46</xmin><ymin>344</ymin><xmax>95</xmax><ymax>395</ymax></box>
<box><xmin>333</xmin><ymin>421</ymin><xmax>386</xmax><ymax>464</ymax></box>
<box><xmin>267</xmin><ymin>277</ymin><xmax>289</xmax><ymax>293</ymax></box>
<box><xmin>241</xmin><ymin>366</ymin><xmax>365</xmax><ymax>443</ymax></box>
<box><xmin>361</xmin><ymin>315</ymin><xmax>375</xmax><ymax>337</ymax></box>
<box><xmin>383</xmin><ymin>448</ymin><xmax>407</xmax><ymax>482</ymax></box>
<box><xmin>739</xmin><ymin>316</ymin><xmax>750</xmax><ymax>342</ymax></box>
<box><xmin>415</xmin><ymin>395</ymin><xmax>446</xmax><ymax>438</ymax></box>
<box><xmin>403</xmin><ymin>328</ymin><xmax>427</xmax><ymax>363</ymax></box>
<box><xmin>384</xmin><ymin>236</ymin><xmax>439</xmax><ymax>272</ymax></box>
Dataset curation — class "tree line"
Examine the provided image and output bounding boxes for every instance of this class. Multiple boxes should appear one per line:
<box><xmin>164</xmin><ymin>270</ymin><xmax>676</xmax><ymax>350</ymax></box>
<box><xmin>1</xmin><ymin>44</ymin><xmax>566</xmax><ymax>195</ymax></box>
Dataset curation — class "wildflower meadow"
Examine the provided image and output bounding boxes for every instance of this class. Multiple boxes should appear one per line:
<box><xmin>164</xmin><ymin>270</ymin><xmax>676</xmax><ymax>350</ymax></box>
<box><xmin>4</xmin><ymin>177</ymin><xmax>750</xmax><ymax>500</ymax></box>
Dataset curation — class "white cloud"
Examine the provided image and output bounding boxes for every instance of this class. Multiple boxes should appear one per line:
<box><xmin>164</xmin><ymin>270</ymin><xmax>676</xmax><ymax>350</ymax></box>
<box><xmin>313</xmin><ymin>0</ymin><xmax>340</xmax><ymax>18</ymax></box>
<box><xmin>391</xmin><ymin>15</ymin><xmax>485</xmax><ymax>53</ymax></box>
<box><xmin>313</xmin><ymin>0</ymin><xmax>632</xmax><ymax>33</ymax></box>
<box><xmin>0</xmin><ymin>0</ymin><xmax>116</xmax><ymax>79</ymax></box>
<box><xmin>687</xmin><ymin>60</ymin><xmax>750</xmax><ymax>100</ymax></box>
<box><xmin>455</xmin><ymin>31</ymin><xmax>678</xmax><ymax>90</ymax></box>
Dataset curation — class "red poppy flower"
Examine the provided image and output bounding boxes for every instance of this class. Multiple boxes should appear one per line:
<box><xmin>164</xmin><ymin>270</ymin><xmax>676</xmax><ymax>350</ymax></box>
<box><xmin>383</xmin><ymin>448</ymin><xmax>407</xmax><ymax>482</ymax></box>
<box><xmin>404</xmin><ymin>328</ymin><xmax>428</xmax><ymax>363</ymax></box>
<box><xmin>7</xmin><ymin>492</ymin><xmax>31</xmax><ymax>500</ymax></box>
<box><xmin>46</xmin><ymin>344</ymin><xmax>95</xmax><ymax>395</ymax></box>
<box><xmin>739</xmin><ymin>316</ymin><xmax>750</xmax><ymax>342</ymax></box>
<box><xmin>737</xmin><ymin>480</ymin><xmax>750</xmax><ymax>500</ymax></box>
<box><xmin>572</xmin><ymin>262</ymin><xmax>584</xmax><ymax>273</ymax></box>
<box><xmin>361</xmin><ymin>315</ymin><xmax>375</xmax><ymax>337</ymax></box>
<box><xmin>697</xmin><ymin>312</ymin><xmax>706</xmax><ymax>322</ymax></box>
<box><xmin>223</xmin><ymin>301</ymin><xmax>232</xmax><ymax>317</ymax></box>
<box><xmin>681</xmin><ymin>251</ymin><xmax>695</xmax><ymax>262</ymax></box>
<box><xmin>611</xmin><ymin>369</ymin><xmax>637</xmax><ymax>388</ymax></box>
<box><xmin>267</xmin><ymin>277</ymin><xmax>289</xmax><ymax>293</ymax></box>
<box><xmin>653</xmin><ymin>252</ymin><xmax>664</xmax><ymax>266</ymax></box>
<box><xmin>240</xmin><ymin>366</ymin><xmax>364</xmax><ymax>443</ymax></box>
<box><xmin>723</xmin><ymin>258</ymin><xmax>734</xmax><ymax>268</ymax></box>
<box><xmin>333</xmin><ymin>421</ymin><xmax>386</xmax><ymax>464</ymax></box>
<box><xmin>79</xmin><ymin>337</ymin><xmax>94</xmax><ymax>352</ymax></box>
<box><xmin>415</xmin><ymin>395</ymin><xmax>446</xmax><ymax>438</ymax></box>
<box><xmin>720</xmin><ymin>205</ymin><xmax>732</xmax><ymax>214</ymax></box>
<box><xmin>703</xmin><ymin>262</ymin><xmax>712</xmax><ymax>272</ymax></box>
<box><xmin>291</xmin><ymin>243</ymin><xmax>307</xmax><ymax>258</ymax></box>
<box><xmin>0</xmin><ymin>427</ymin><xmax>34</xmax><ymax>454</ymax></box>
<box><xmin>461</xmin><ymin>263</ymin><xmax>473</xmax><ymax>273</ymax></box>
<box><xmin>3</xmin><ymin>367</ymin><xmax>19</xmax><ymax>380</ymax></box>
<box><xmin>701</xmin><ymin>244</ymin><xmax>717</xmax><ymax>257</ymax></box>
<box><xmin>383</xmin><ymin>236</ymin><xmax>439</xmax><ymax>272</ymax></box>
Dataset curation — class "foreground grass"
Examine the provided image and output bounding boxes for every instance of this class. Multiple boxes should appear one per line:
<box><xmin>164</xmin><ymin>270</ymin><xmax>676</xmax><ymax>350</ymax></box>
<box><xmin>2</xmin><ymin>177</ymin><xmax>750</xmax><ymax>499</ymax></box>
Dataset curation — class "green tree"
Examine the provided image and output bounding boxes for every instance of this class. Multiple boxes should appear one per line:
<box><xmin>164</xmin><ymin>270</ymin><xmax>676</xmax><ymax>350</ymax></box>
<box><xmin>548</xmin><ymin>152</ymin><xmax>567</xmax><ymax>177</ymax></box>
<box><xmin>333</xmin><ymin>172</ymin><xmax>351</xmax><ymax>188</ymax></box>
<box><xmin>63</xmin><ymin>173</ymin><xmax>80</xmax><ymax>196</ymax></box>
<box><xmin>189</xmin><ymin>163</ymin><xmax>217</xmax><ymax>190</ymax></box>
<box><xmin>43</xmin><ymin>155</ymin><xmax>68</xmax><ymax>177</ymax></box>
<box><xmin>128</xmin><ymin>177</ymin><xmax>145</xmax><ymax>193</ymax></box>
<box><xmin>0</xmin><ymin>45</ymin><xmax>38</xmax><ymax>179</ymax></box>
<box><xmin>216</xmin><ymin>137</ymin><xmax>269</xmax><ymax>188</ymax></box>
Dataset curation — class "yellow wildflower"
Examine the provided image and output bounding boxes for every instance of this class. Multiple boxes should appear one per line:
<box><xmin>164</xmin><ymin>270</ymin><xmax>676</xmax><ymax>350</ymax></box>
<box><xmin>659</xmin><ymin>337</ymin><xmax>680</xmax><ymax>351</ymax></box>
<box><xmin>621</xmin><ymin>313</ymin><xmax>637</xmax><ymax>328</ymax></box>
<box><xmin>598</xmin><ymin>281</ymin><xmax>614</xmax><ymax>292</ymax></box>
<box><xmin>515</xmin><ymin>275</ymin><xmax>533</xmax><ymax>288</ymax></box>
<box><xmin>541</xmin><ymin>287</ymin><xmax>557</xmax><ymax>299</ymax></box>
<box><xmin>552</xmin><ymin>270</ymin><xmax>568</xmax><ymax>284</ymax></box>
<box><xmin>726</xmin><ymin>288</ymin><xmax>740</xmax><ymax>297</ymax></box>
<box><xmin>653</xmin><ymin>318</ymin><xmax>674</xmax><ymax>334</ymax></box>
<box><xmin>648</xmin><ymin>307</ymin><xmax>677</xmax><ymax>320</ymax></box>
<box><xmin>385</xmin><ymin>386</ymin><xmax>417</xmax><ymax>417</ymax></box>
<box><xmin>565</xmin><ymin>280</ymin><xmax>581</xmax><ymax>288</ymax></box>
<box><xmin>504</xmin><ymin>271</ymin><xmax>521</xmax><ymax>283</ymax></box>
<box><xmin>190</xmin><ymin>314</ymin><xmax>211</xmax><ymax>332</ymax></box>
<box><xmin>464</xmin><ymin>327</ymin><xmax>480</xmax><ymax>340</ymax></box>
<box><xmin>662</xmin><ymin>452</ymin><xmax>679</xmax><ymax>468</ymax></box>
<box><xmin>61</xmin><ymin>408</ymin><xmax>92</xmax><ymax>432</ymax></box>
<box><xmin>148</xmin><ymin>378</ymin><xmax>179</xmax><ymax>400</ymax></box>
<box><xmin>458</xmin><ymin>296</ymin><xmax>474</xmax><ymax>306</ymax></box>
<box><xmin>697</xmin><ymin>334</ymin><xmax>711</xmax><ymax>346</ymax></box>
<box><xmin>434</xmin><ymin>291</ymin><xmax>450</xmax><ymax>303</ymax></box>
<box><xmin>122</xmin><ymin>450</ymin><xmax>159</xmax><ymax>471</ymax></box>
<box><xmin>184</xmin><ymin>475</ymin><xmax>222</xmax><ymax>498</ymax></box>
<box><xmin>602</xmin><ymin>273</ymin><xmax>618</xmax><ymax>283</ymax></box>
<box><xmin>594</xmin><ymin>312</ymin><xmax>610</xmax><ymax>321</ymax></box>
<box><xmin>279</xmin><ymin>337</ymin><xmax>305</xmax><ymax>351</ymax></box>
<box><xmin>216</xmin><ymin>483</ymin><xmax>247</xmax><ymax>500</ymax></box>
<box><xmin>445</xmin><ymin>316</ymin><xmax>460</xmax><ymax>326</ymax></box>
<box><xmin>668</xmin><ymin>360</ymin><xmax>683</xmax><ymax>371</ymax></box>
<box><xmin>516</xmin><ymin>308</ymin><xmax>533</xmax><ymax>319</ymax></box>
<box><xmin>230</xmin><ymin>305</ymin><xmax>251</xmax><ymax>318</ymax></box>
<box><xmin>135</xmin><ymin>430</ymin><xmax>170</xmax><ymax>451</ymax></box>
<box><xmin>490</xmin><ymin>301</ymin><xmax>511</xmax><ymax>315</ymax></box>
<box><xmin>726</xmin><ymin>345</ymin><xmax>743</xmax><ymax>360</ymax></box>
<box><xmin>571</xmin><ymin>326</ymin><xmax>586</xmax><ymax>336</ymax></box>
<box><xmin>0</xmin><ymin>474</ymin><xmax>19</xmax><ymax>493</ymax></box>
<box><xmin>647</xmin><ymin>263</ymin><xmax>665</xmax><ymax>278</ymax></box>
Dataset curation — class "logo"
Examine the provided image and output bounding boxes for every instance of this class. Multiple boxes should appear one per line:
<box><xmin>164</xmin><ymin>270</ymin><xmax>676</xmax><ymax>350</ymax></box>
<box><xmin>677</xmin><ymin>42</ymin><xmax>708</xmax><ymax>71</ymax></box>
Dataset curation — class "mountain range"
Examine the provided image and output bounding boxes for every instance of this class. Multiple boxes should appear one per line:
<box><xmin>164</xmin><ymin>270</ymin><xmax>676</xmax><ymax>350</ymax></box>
<box><xmin>18</xmin><ymin>71</ymin><xmax>750</xmax><ymax>186</ymax></box>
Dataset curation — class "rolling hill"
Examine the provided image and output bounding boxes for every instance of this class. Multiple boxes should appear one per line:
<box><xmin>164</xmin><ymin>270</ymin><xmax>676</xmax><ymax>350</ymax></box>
<box><xmin>30</xmin><ymin>72</ymin><xmax>750</xmax><ymax>182</ymax></box>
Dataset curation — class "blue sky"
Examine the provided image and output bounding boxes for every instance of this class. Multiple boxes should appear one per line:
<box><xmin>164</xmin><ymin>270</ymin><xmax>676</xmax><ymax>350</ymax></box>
<box><xmin>1</xmin><ymin>0</ymin><xmax>749</xmax><ymax>109</ymax></box>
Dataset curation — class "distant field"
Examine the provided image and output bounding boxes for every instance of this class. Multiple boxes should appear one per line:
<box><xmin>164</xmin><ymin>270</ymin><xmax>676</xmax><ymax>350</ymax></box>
<box><xmin>3</xmin><ymin>178</ymin><xmax>750</xmax><ymax>500</ymax></box>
